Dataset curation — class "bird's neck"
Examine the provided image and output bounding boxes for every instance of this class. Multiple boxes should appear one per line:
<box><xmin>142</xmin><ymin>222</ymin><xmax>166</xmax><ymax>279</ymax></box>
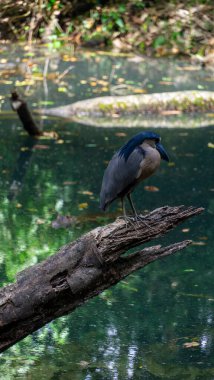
<box><xmin>140</xmin><ymin>140</ymin><xmax>156</xmax><ymax>150</ymax></box>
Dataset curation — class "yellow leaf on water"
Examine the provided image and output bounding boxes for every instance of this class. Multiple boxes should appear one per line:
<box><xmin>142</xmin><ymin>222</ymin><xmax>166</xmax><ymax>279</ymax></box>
<box><xmin>133</xmin><ymin>88</ymin><xmax>146</xmax><ymax>93</ymax></box>
<box><xmin>58</xmin><ymin>87</ymin><xmax>67</xmax><ymax>92</ymax></box>
<box><xmin>15</xmin><ymin>80</ymin><xmax>34</xmax><ymax>86</ymax></box>
<box><xmin>78</xmin><ymin>202</ymin><xmax>88</xmax><ymax>210</ymax></box>
<box><xmin>115</xmin><ymin>132</ymin><xmax>127</xmax><ymax>137</ymax></box>
<box><xmin>208</xmin><ymin>142</ymin><xmax>214</xmax><ymax>148</ymax></box>
<box><xmin>78</xmin><ymin>190</ymin><xmax>93</xmax><ymax>196</ymax></box>
<box><xmin>144</xmin><ymin>185</ymin><xmax>159</xmax><ymax>192</ymax></box>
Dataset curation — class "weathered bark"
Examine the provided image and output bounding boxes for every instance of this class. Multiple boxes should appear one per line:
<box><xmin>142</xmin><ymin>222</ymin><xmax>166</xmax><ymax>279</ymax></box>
<box><xmin>11</xmin><ymin>90</ymin><xmax>42</xmax><ymax>136</ymax></box>
<box><xmin>40</xmin><ymin>91</ymin><xmax>214</xmax><ymax>120</ymax></box>
<box><xmin>0</xmin><ymin>205</ymin><xmax>203</xmax><ymax>353</ymax></box>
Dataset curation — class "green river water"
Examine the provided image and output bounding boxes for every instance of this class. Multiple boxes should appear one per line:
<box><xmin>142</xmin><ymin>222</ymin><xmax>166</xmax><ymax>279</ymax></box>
<box><xmin>0</xmin><ymin>45</ymin><xmax>213</xmax><ymax>379</ymax></box>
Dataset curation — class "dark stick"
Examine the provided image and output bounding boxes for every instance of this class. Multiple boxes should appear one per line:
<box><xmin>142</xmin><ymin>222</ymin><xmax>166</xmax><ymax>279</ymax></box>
<box><xmin>10</xmin><ymin>90</ymin><xmax>42</xmax><ymax>136</ymax></box>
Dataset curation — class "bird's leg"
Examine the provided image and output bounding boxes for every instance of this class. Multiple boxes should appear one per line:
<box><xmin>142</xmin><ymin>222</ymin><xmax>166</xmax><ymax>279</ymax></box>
<box><xmin>118</xmin><ymin>197</ymin><xmax>136</xmax><ymax>228</ymax></box>
<box><xmin>127</xmin><ymin>194</ymin><xmax>150</xmax><ymax>227</ymax></box>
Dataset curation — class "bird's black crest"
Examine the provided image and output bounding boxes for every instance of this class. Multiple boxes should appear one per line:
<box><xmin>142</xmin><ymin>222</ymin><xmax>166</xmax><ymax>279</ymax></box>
<box><xmin>118</xmin><ymin>131</ymin><xmax>160</xmax><ymax>161</ymax></box>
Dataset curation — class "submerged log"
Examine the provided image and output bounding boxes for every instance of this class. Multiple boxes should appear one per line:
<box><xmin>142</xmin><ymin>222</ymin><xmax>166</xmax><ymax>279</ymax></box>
<box><xmin>0</xmin><ymin>205</ymin><xmax>203</xmax><ymax>353</ymax></box>
<box><xmin>40</xmin><ymin>91</ymin><xmax>214</xmax><ymax>120</ymax></box>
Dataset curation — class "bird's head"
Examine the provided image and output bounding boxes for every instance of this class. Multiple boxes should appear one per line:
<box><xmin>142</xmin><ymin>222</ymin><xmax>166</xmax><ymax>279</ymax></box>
<box><xmin>118</xmin><ymin>131</ymin><xmax>169</xmax><ymax>162</ymax></box>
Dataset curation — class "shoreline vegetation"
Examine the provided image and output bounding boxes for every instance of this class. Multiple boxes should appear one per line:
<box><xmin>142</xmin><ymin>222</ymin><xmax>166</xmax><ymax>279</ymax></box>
<box><xmin>0</xmin><ymin>1</ymin><xmax>213</xmax><ymax>60</ymax></box>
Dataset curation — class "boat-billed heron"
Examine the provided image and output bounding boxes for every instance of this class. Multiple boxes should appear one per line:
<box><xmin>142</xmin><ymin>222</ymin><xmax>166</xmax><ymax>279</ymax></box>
<box><xmin>100</xmin><ymin>131</ymin><xmax>169</xmax><ymax>221</ymax></box>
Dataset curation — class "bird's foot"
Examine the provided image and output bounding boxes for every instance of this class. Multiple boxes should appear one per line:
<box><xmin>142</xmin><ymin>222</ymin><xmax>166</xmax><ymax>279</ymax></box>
<box><xmin>118</xmin><ymin>215</ymin><xmax>137</xmax><ymax>229</ymax></box>
<box><xmin>134</xmin><ymin>214</ymin><xmax>151</xmax><ymax>228</ymax></box>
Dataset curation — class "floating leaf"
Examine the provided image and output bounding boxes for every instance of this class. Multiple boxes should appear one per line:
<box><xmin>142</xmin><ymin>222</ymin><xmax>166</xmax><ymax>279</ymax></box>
<box><xmin>182</xmin><ymin>228</ymin><xmax>190</xmax><ymax>233</ymax></box>
<box><xmin>78</xmin><ymin>202</ymin><xmax>88</xmax><ymax>210</ymax></box>
<box><xmin>15</xmin><ymin>80</ymin><xmax>34</xmax><ymax>86</ymax></box>
<box><xmin>183</xmin><ymin>269</ymin><xmax>195</xmax><ymax>272</ymax></box>
<box><xmin>58</xmin><ymin>87</ymin><xmax>67</xmax><ymax>92</ymax></box>
<box><xmin>183</xmin><ymin>342</ymin><xmax>199</xmax><ymax>348</ymax></box>
<box><xmin>90</xmin><ymin>81</ymin><xmax>97</xmax><ymax>87</ymax></box>
<box><xmin>144</xmin><ymin>185</ymin><xmax>159</xmax><ymax>192</ymax></box>
<box><xmin>208</xmin><ymin>142</ymin><xmax>214</xmax><ymax>148</ymax></box>
<box><xmin>78</xmin><ymin>190</ymin><xmax>93</xmax><ymax>196</ymax></box>
<box><xmin>132</xmin><ymin>88</ymin><xmax>146</xmax><ymax>93</ymax></box>
<box><xmin>34</xmin><ymin>145</ymin><xmax>50</xmax><ymax>150</ymax></box>
<box><xmin>159</xmin><ymin>81</ymin><xmax>174</xmax><ymax>85</ymax></box>
<box><xmin>115</xmin><ymin>132</ymin><xmax>127</xmax><ymax>137</ymax></box>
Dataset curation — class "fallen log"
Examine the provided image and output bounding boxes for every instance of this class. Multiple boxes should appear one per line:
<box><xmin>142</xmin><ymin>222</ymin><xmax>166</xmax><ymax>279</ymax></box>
<box><xmin>0</xmin><ymin>205</ymin><xmax>203</xmax><ymax>353</ymax></box>
<box><xmin>40</xmin><ymin>91</ymin><xmax>214</xmax><ymax>120</ymax></box>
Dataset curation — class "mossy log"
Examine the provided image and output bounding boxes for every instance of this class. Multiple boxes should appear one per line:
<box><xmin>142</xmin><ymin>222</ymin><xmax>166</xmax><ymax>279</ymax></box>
<box><xmin>0</xmin><ymin>205</ymin><xmax>203</xmax><ymax>353</ymax></box>
<box><xmin>40</xmin><ymin>91</ymin><xmax>214</xmax><ymax>121</ymax></box>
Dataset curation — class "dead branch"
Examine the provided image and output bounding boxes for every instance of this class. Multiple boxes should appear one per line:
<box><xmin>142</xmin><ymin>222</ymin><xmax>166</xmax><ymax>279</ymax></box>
<box><xmin>10</xmin><ymin>90</ymin><xmax>42</xmax><ymax>136</ymax></box>
<box><xmin>0</xmin><ymin>205</ymin><xmax>203</xmax><ymax>353</ymax></box>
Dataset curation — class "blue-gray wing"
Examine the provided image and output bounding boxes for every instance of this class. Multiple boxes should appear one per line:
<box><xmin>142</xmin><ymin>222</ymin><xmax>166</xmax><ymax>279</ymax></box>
<box><xmin>100</xmin><ymin>147</ymin><xmax>144</xmax><ymax>210</ymax></box>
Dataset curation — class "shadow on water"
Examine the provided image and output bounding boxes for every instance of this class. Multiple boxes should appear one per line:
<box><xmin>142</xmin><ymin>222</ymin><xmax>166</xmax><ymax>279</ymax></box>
<box><xmin>0</xmin><ymin>47</ymin><xmax>213</xmax><ymax>379</ymax></box>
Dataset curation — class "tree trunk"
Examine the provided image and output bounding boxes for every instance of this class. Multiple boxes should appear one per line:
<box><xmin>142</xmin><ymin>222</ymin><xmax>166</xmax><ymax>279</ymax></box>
<box><xmin>0</xmin><ymin>205</ymin><xmax>203</xmax><ymax>353</ymax></box>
